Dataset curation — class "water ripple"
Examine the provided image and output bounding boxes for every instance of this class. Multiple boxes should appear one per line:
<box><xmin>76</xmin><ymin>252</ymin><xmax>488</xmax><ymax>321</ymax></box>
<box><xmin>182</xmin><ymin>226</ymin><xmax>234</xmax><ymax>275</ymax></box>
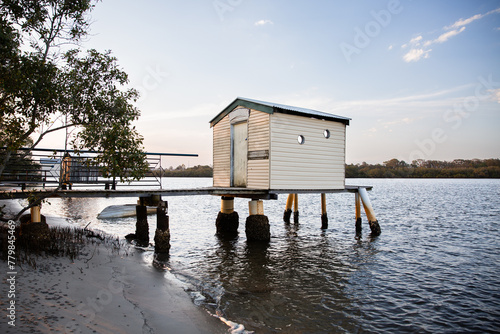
<box><xmin>40</xmin><ymin>178</ymin><xmax>500</xmax><ymax>333</ymax></box>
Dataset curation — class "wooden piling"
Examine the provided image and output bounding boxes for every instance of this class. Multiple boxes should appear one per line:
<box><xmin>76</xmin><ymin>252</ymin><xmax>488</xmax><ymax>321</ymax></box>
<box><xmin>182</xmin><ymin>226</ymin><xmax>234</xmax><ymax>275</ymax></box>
<box><xmin>221</xmin><ymin>196</ymin><xmax>235</xmax><ymax>214</ymax></box>
<box><xmin>321</xmin><ymin>193</ymin><xmax>328</xmax><ymax>229</ymax></box>
<box><xmin>156</xmin><ymin>200</ymin><xmax>169</xmax><ymax>231</ymax></box>
<box><xmin>355</xmin><ymin>192</ymin><xmax>362</xmax><ymax>234</ymax></box>
<box><xmin>30</xmin><ymin>205</ymin><xmax>41</xmax><ymax>223</ymax></box>
<box><xmin>135</xmin><ymin>199</ymin><xmax>149</xmax><ymax>245</ymax></box>
<box><xmin>21</xmin><ymin>200</ymin><xmax>48</xmax><ymax>236</ymax></box>
<box><xmin>283</xmin><ymin>194</ymin><xmax>294</xmax><ymax>223</ymax></box>
<box><xmin>246</xmin><ymin>199</ymin><xmax>270</xmax><ymax>242</ymax></box>
<box><xmin>248</xmin><ymin>199</ymin><xmax>264</xmax><ymax>216</ymax></box>
<box><xmin>293</xmin><ymin>193</ymin><xmax>299</xmax><ymax>224</ymax></box>
<box><xmin>358</xmin><ymin>188</ymin><xmax>381</xmax><ymax>236</ymax></box>
<box><xmin>154</xmin><ymin>200</ymin><xmax>170</xmax><ymax>253</ymax></box>
<box><xmin>216</xmin><ymin>196</ymin><xmax>239</xmax><ymax>238</ymax></box>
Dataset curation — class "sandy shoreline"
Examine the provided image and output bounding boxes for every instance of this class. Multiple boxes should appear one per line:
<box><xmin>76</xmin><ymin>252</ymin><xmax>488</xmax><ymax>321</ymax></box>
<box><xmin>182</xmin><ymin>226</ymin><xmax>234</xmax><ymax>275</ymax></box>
<box><xmin>0</xmin><ymin>200</ymin><xmax>228</xmax><ymax>333</ymax></box>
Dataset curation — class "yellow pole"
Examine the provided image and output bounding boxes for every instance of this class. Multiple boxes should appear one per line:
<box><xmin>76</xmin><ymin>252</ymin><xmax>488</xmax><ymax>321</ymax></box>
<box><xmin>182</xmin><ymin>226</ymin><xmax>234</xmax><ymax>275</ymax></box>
<box><xmin>283</xmin><ymin>194</ymin><xmax>294</xmax><ymax>223</ymax></box>
<box><xmin>30</xmin><ymin>206</ymin><xmax>41</xmax><ymax>223</ymax></box>
<box><xmin>286</xmin><ymin>194</ymin><xmax>294</xmax><ymax>211</ymax></box>
<box><xmin>355</xmin><ymin>192</ymin><xmax>361</xmax><ymax>220</ymax></box>
<box><xmin>355</xmin><ymin>192</ymin><xmax>362</xmax><ymax>234</ymax></box>
<box><xmin>321</xmin><ymin>193</ymin><xmax>327</xmax><ymax>215</ymax></box>
<box><xmin>358</xmin><ymin>188</ymin><xmax>381</xmax><ymax>235</ymax></box>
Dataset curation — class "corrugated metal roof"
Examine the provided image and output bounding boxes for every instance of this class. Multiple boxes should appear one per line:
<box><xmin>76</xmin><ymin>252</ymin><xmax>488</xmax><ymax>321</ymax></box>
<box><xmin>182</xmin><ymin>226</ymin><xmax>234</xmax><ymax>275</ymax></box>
<box><xmin>209</xmin><ymin>97</ymin><xmax>350</xmax><ymax>127</ymax></box>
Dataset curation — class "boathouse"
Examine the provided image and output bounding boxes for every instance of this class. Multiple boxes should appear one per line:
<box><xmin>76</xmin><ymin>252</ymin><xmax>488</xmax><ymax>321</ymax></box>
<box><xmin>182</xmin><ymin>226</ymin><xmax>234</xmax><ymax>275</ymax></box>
<box><xmin>210</xmin><ymin>97</ymin><xmax>351</xmax><ymax>190</ymax></box>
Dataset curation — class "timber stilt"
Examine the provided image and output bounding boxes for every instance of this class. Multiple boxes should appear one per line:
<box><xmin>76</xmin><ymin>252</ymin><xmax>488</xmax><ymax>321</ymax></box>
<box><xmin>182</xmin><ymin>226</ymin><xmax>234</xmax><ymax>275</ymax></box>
<box><xmin>154</xmin><ymin>200</ymin><xmax>170</xmax><ymax>254</ymax></box>
<box><xmin>2</xmin><ymin>184</ymin><xmax>381</xmax><ymax>253</ymax></box>
<box><xmin>358</xmin><ymin>187</ymin><xmax>381</xmax><ymax>236</ymax></box>
<box><xmin>20</xmin><ymin>200</ymin><xmax>48</xmax><ymax>236</ymax></box>
<box><xmin>30</xmin><ymin>205</ymin><xmax>41</xmax><ymax>223</ymax></box>
<box><xmin>135</xmin><ymin>198</ymin><xmax>149</xmax><ymax>246</ymax></box>
<box><xmin>283</xmin><ymin>194</ymin><xmax>294</xmax><ymax>223</ymax></box>
<box><xmin>245</xmin><ymin>199</ymin><xmax>270</xmax><ymax>242</ymax></box>
<box><xmin>293</xmin><ymin>194</ymin><xmax>299</xmax><ymax>224</ymax></box>
<box><xmin>321</xmin><ymin>193</ymin><xmax>328</xmax><ymax>229</ymax></box>
<box><xmin>355</xmin><ymin>192</ymin><xmax>362</xmax><ymax>235</ymax></box>
<box><xmin>216</xmin><ymin>196</ymin><xmax>239</xmax><ymax>238</ymax></box>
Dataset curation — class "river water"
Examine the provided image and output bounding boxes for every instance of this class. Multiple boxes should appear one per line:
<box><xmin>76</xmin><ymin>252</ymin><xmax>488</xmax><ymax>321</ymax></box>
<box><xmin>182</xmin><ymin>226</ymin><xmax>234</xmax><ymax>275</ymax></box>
<box><xmin>37</xmin><ymin>178</ymin><xmax>499</xmax><ymax>333</ymax></box>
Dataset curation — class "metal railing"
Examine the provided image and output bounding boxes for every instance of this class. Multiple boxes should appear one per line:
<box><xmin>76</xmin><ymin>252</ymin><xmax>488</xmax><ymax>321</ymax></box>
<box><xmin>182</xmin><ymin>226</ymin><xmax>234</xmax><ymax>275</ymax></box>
<box><xmin>0</xmin><ymin>147</ymin><xmax>198</xmax><ymax>190</ymax></box>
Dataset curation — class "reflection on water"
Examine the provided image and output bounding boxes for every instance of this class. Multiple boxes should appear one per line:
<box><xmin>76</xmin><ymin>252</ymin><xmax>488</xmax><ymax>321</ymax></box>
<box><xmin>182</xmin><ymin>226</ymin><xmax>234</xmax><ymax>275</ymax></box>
<box><xmin>36</xmin><ymin>178</ymin><xmax>500</xmax><ymax>333</ymax></box>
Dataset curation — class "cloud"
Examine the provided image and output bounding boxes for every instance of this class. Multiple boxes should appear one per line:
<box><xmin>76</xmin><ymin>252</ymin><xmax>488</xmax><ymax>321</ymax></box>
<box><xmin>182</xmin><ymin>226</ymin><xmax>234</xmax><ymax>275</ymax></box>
<box><xmin>409</xmin><ymin>35</ymin><xmax>423</xmax><ymax>44</ymax></box>
<box><xmin>402</xmin><ymin>7</ymin><xmax>500</xmax><ymax>62</ymax></box>
<box><xmin>446</xmin><ymin>14</ymin><xmax>483</xmax><ymax>30</ymax></box>
<box><xmin>388</xmin><ymin>45</ymin><xmax>393</xmax><ymax>50</ymax></box>
<box><xmin>383</xmin><ymin>117</ymin><xmax>418</xmax><ymax>128</ymax></box>
<box><xmin>402</xmin><ymin>36</ymin><xmax>422</xmax><ymax>49</ymax></box>
<box><xmin>255</xmin><ymin>19</ymin><xmax>273</xmax><ymax>26</ymax></box>
<box><xmin>331</xmin><ymin>83</ymin><xmax>476</xmax><ymax>113</ymax></box>
<box><xmin>490</xmin><ymin>88</ymin><xmax>500</xmax><ymax>103</ymax></box>
<box><xmin>403</xmin><ymin>48</ymin><xmax>431</xmax><ymax>62</ymax></box>
<box><xmin>434</xmin><ymin>27</ymin><xmax>466</xmax><ymax>44</ymax></box>
<box><xmin>446</xmin><ymin>7</ymin><xmax>500</xmax><ymax>30</ymax></box>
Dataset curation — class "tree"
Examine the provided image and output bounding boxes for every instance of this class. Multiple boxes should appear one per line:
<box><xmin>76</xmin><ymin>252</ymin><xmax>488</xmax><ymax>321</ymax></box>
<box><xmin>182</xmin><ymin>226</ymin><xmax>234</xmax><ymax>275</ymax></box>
<box><xmin>0</xmin><ymin>0</ymin><xmax>149</xmax><ymax>219</ymax></box>
<box><xmin>384</xmin><ymin>158</ymin><xmax>400</xmax><ymax>169</ymax></box>
<box><xmin>0</xmin><ymin>0</ymin><xmax>148</xmax><ymax>180</ymax></box>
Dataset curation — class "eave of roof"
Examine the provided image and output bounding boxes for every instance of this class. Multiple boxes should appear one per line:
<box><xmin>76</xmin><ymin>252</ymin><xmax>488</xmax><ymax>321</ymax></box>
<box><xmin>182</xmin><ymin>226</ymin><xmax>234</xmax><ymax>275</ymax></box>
<box><xmin>209</xmin><ymin>97</ymin><xmax>351</xmax><ymax>127</ymax></box>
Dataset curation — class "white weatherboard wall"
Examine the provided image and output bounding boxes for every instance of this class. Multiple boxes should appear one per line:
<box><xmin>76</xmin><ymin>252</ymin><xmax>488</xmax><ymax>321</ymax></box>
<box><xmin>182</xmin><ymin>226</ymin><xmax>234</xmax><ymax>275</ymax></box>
<box><xmin>213</xmin><ymin>108</ymin><xmax>270</xmax><ymax>188</ymax></box>
<box><xmin>213</xmin><ymin>114</ymin><xmax>231</xmax><ymax>187</ymax></box>
<box><xmin>213</xmin><ymin>105</ymin><xmax>346</xmax><ymax>190</ymax></box>
<box><xmin>269</xmin><ymin>113</ymin><xmax>346</xmax><ymax>190</ymax></box>
<box><xmin>247</xmin><ymin>110</ymin><xmax>270</xmax><ymax>189</ymax></box>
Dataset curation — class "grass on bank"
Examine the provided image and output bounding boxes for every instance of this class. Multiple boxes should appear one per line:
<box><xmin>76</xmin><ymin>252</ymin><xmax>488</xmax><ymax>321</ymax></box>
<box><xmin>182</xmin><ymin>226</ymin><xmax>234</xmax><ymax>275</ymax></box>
<box><xmin>0</xmin><ymin>223</ymin><xmax>122</xmax><ymax>269</ymax></box>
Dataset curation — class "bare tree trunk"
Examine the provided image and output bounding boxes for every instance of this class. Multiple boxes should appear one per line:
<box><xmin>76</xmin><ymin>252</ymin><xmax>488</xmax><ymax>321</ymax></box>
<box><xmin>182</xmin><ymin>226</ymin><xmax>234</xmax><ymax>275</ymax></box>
<box><xmin>0</xmin><ymin>149</ymin><xmax>13</xmax><ymax>178</ymax></box>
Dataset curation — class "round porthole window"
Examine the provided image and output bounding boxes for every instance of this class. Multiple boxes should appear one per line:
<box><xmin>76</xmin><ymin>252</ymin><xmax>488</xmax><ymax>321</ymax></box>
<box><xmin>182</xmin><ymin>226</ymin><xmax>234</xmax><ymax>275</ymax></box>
<box><xmin>297</xmin><ymin>135</ymin><xmax>305</xmax><ymax>145</ymax></box>
<box><xmin>324</xmin><ymin>129</ymin><xmax>330</xmax><ymax>138</ymax></box>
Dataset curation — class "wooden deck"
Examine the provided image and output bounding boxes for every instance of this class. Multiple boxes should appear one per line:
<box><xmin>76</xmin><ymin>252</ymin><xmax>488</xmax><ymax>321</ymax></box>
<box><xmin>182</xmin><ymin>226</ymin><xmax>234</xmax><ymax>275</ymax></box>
<box><xmin>0</xmin><ymin>185</ymin><xmax>372</xmax><ymax>200</ymax></box>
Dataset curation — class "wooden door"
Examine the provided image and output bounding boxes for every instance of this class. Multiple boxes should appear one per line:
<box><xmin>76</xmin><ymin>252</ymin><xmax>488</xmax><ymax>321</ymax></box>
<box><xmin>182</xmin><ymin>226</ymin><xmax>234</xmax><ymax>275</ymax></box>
<box><xmin>232</xmin><ymin>122</ymin><xmax>248</xmax><ymax>187</ymax></box>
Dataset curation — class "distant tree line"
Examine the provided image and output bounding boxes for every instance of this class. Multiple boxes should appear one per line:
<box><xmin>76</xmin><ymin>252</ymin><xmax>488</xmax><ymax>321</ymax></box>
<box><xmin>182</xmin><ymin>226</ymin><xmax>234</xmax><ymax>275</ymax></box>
<box><xmin>4</xmin><ymin>156</ymin><xmax>499</xmax><ymax>180</ymax></box>
<box><xmin>150</xmin><ymin>165</ymin><xmax>213</xmax><ymax>177</ymax></box>
<box><xmin>152</xmin><ymin>159</ymin><xmax>500</xmax><ymax>178</ymax></box>
<box><xmin>346</xmin><ymin>158</ymin><xmax>500</xmax><ymax>178</ymax></box>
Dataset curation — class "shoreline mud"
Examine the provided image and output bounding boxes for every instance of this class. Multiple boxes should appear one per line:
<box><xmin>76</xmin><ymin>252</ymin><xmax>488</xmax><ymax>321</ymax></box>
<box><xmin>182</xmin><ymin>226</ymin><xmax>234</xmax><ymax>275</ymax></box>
<box><xmin>0</xmin><ymin>199</ymin><xmax>227</xmax><ymax>333</ymax></box>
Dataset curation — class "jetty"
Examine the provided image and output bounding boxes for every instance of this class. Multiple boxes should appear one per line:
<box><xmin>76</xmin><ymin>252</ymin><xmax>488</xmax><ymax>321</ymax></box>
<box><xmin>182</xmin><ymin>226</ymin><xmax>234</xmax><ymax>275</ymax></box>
<box><xmin>1</xmin><ymin>97</ymin><xmax>381</xmax><ymax>254</ymax></box>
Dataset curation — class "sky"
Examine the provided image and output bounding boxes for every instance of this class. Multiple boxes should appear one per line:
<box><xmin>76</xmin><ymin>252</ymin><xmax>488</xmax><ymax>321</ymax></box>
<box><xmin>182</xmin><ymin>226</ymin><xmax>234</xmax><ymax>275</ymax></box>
<box><xmin>49</xmin><ymin>0</ymin><xmax>500</xmax><ymax>166</ymax></box>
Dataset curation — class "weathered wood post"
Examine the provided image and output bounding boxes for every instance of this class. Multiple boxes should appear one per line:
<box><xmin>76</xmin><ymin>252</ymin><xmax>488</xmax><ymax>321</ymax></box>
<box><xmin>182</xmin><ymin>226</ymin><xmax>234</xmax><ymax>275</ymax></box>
<box><xmin>135</xmin><ymin>197</ymin><xmax>149</xmax><ymax>246</ymax></box>
<box><xmin>293</xmin><ymin>193</ymin><xmax>299</xmax><ymax>224</ymax></box>
<box><xmin>246</xmin><ymin>199</ymin><xmax>270</xmax><ymax>242</ymax></box>
<box><xmin>321</xmin><ymin>193</ymin><xmax>328</xmax><ymax>229</ymax></box>
<box><xmin>21</xmin><ymin>200</ymin><xmax>48</xmax><ymax>236</ymax></box>
<box><xmin>358</xmin><ymin>187</ymin><xmax>381</xmax><ymax>236</ymax></box>
<box><xmin>30</xmin><ymin>205</ymin><xmax>41</xmax><ymax>223</ymax></box>
<box><xmin>355</xmin><ymin>192</ymin><xmax>362</xmax><ymax>234</ymax></box>
<box><xmin>283</xmin><ymin>194</ymin><xmax>294</xmax><ymax>223</ymax></box>
<box><xmin>60</xmin><ymin>153</ymin><xmax>72</xmax><ymax>190</ymax></box>
<box><xmin>215</xmin><ymin>196</ymin><xmax>239</xmax><ymax>238</ymax></box>
<box><xmin>154</xmin><ymin>200</ymin><xmax>170</xmax><ymax>254</ymax></box>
